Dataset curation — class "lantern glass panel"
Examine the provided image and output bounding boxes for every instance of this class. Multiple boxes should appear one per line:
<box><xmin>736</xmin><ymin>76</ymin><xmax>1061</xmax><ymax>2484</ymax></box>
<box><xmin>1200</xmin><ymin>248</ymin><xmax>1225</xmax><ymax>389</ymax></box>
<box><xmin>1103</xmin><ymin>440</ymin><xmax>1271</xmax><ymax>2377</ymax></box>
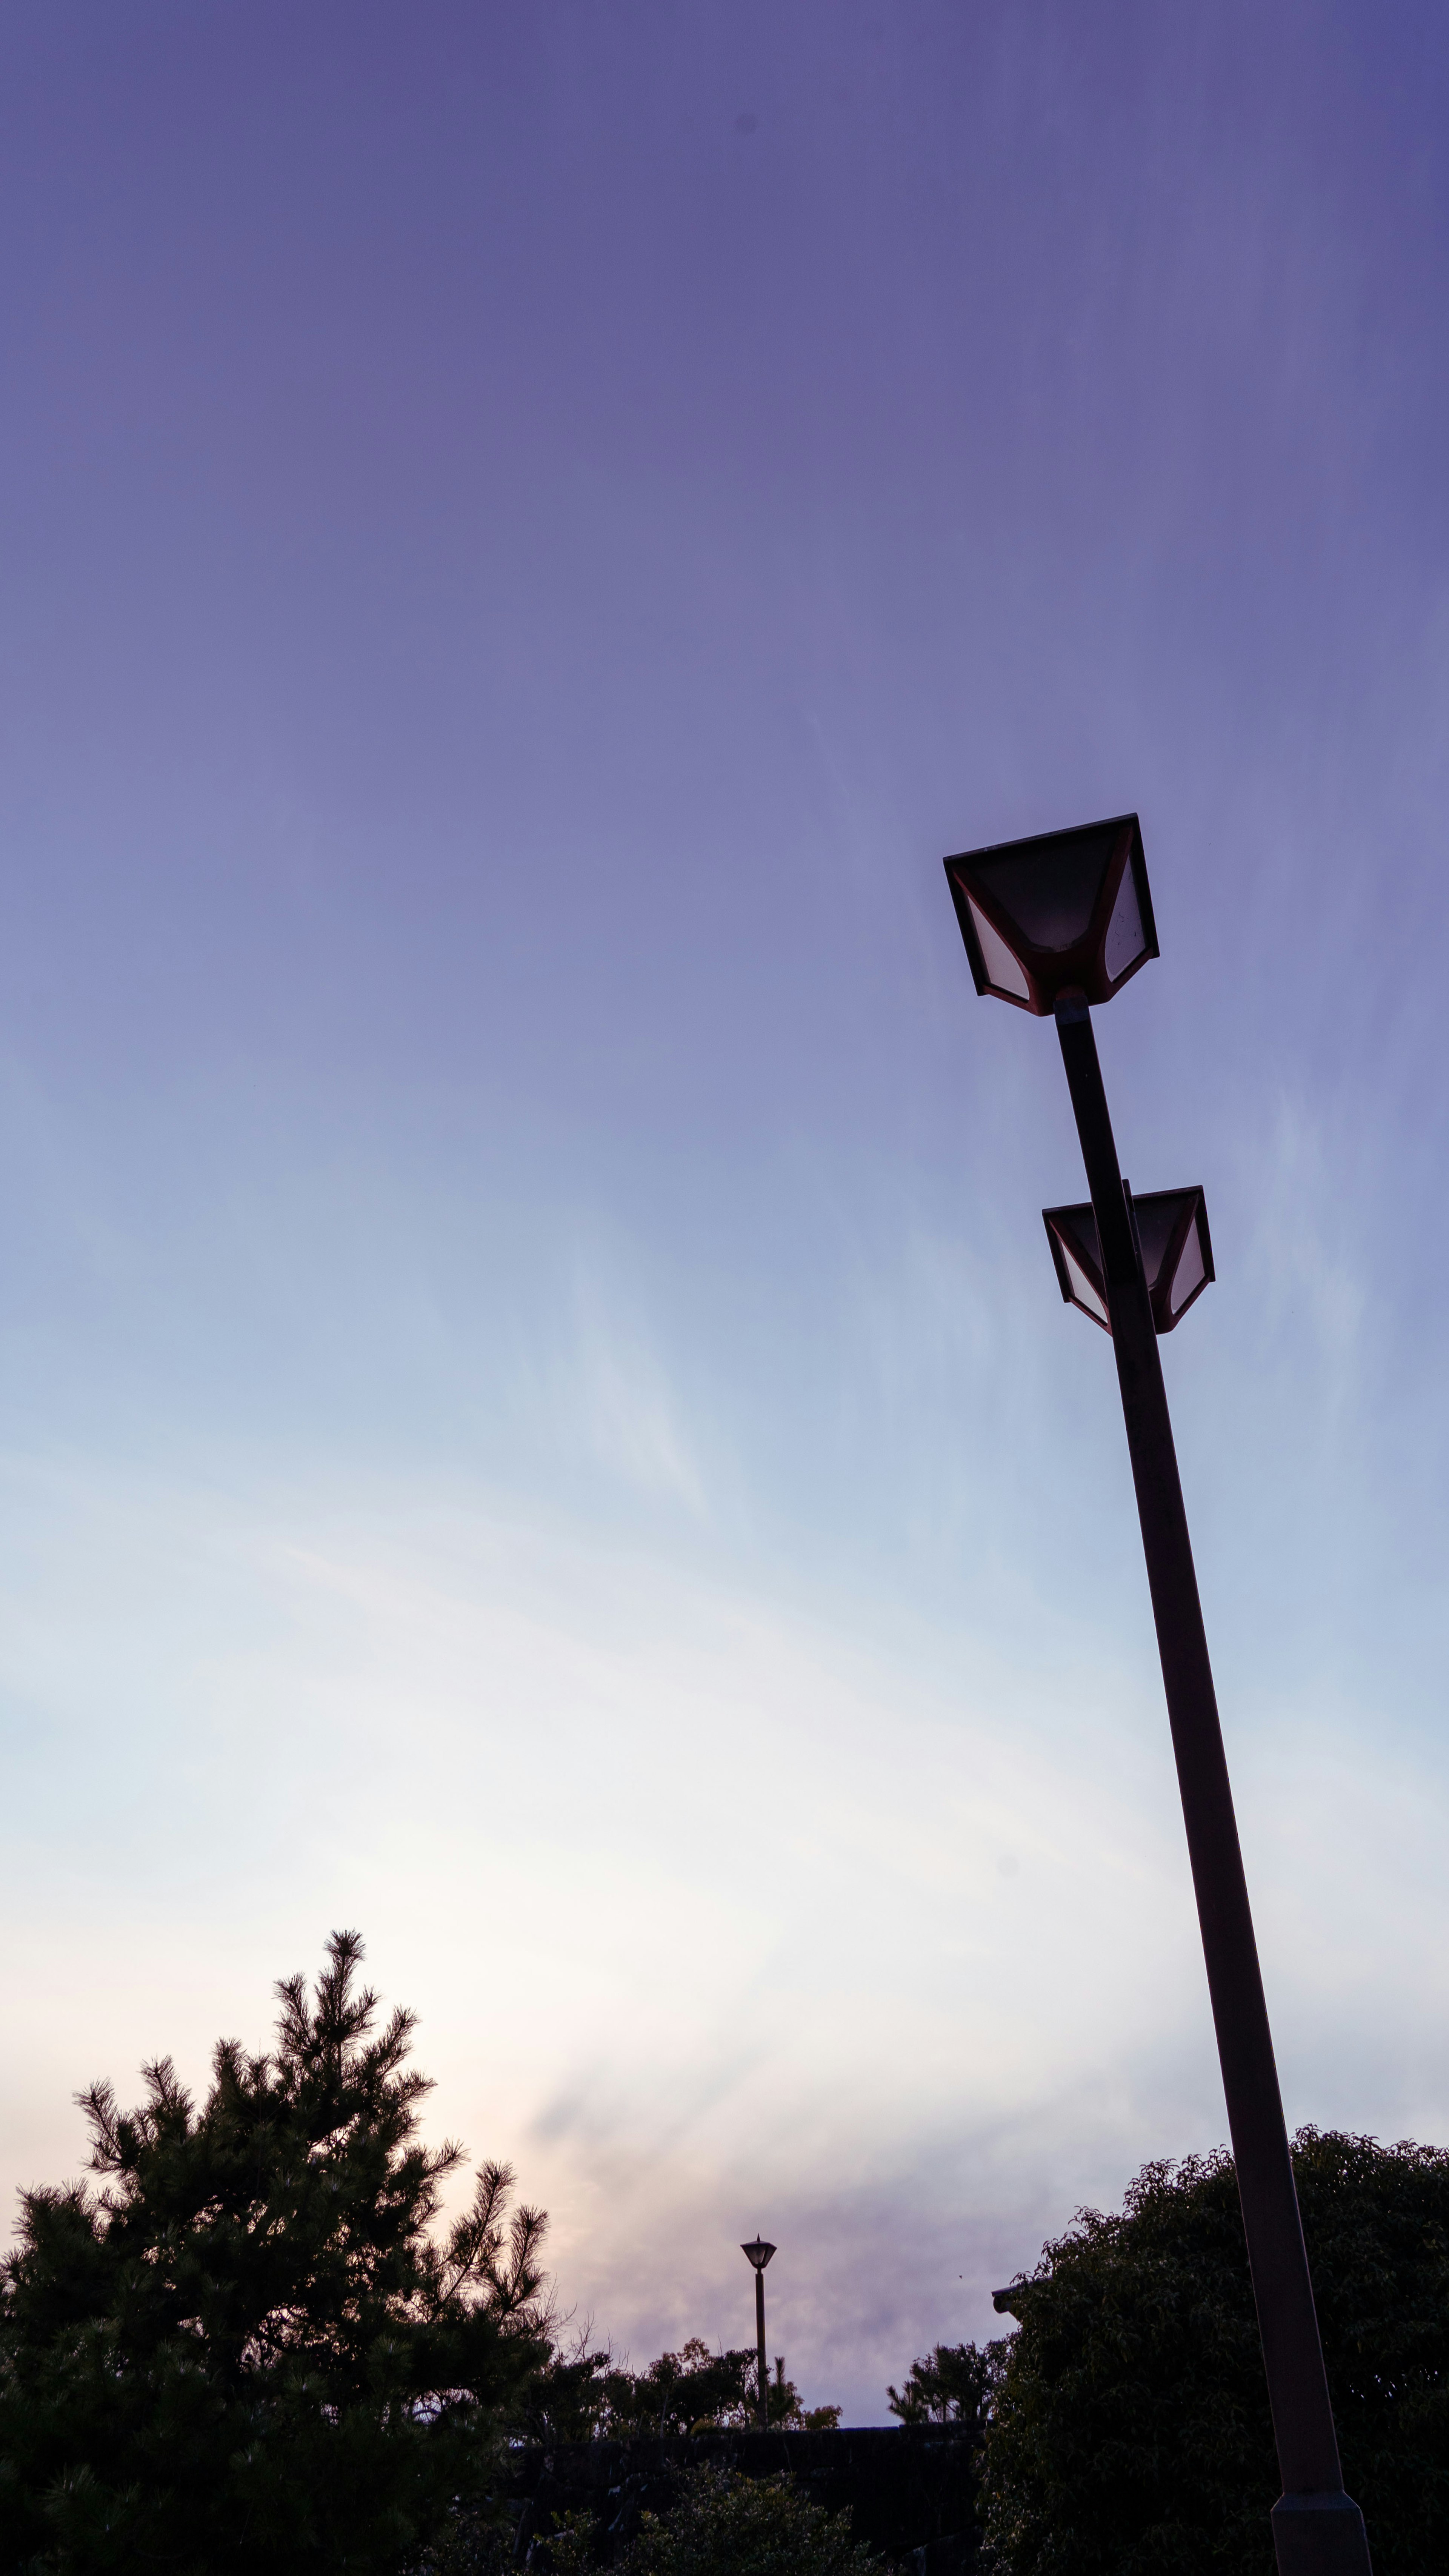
<box><xmin>1061</xmin><ymin>1240</ymin><xmax>1110</xmax><ymax>1329</ymax></box>
<box><xmin>1131</xmin><ymin>1194</ymin><xmax>1185</xmax><ymax>1295</ymax></box>
<box><xmin>968</xmin><ymin>896</ymin><xmax>1030</xmax><ymax>1000</ymax></box>
<box><xmin>1051</xmin><ymin>1204</ymin><xmax>1102</xmax><ymax>1282</ymax></box>
<box><xmin>972</xmin><ymin>825</ymin><xmax>1116</xmax><ymax>953</ymax></box>
<box><xmin>1171</xmin><ymin>1221</ymin><xmax>1207</xmax><ymax>1315</ymax></box>
<box><xmin>1103</xmin><ymin>857</ymin><xmax>1149</xmax><ymax>982</ymax></box>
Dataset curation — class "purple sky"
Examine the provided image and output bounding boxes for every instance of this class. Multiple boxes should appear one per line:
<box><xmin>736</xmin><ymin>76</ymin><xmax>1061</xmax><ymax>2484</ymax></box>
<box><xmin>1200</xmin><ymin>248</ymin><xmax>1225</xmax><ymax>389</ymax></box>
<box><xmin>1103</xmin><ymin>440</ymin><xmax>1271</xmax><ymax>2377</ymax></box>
<box><xmin>2</xmin><ymin>0</ymin><xmax>1448</xmax><ymax>2422</ymax></box>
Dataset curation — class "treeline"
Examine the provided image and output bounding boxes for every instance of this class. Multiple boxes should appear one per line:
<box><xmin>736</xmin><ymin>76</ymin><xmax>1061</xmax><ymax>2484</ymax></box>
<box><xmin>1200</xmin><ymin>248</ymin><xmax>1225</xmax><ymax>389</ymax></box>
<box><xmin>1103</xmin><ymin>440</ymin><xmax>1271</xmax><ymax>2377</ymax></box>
<box><xmin>3</xmin><ymin>1934</ymin><xmax>1447</xmax><ymax>2572</ymax></box>
<box><xmin>520</xmin><ymin>2336</ymin><xmax>841</xmax><ymax>2443</ymax></box>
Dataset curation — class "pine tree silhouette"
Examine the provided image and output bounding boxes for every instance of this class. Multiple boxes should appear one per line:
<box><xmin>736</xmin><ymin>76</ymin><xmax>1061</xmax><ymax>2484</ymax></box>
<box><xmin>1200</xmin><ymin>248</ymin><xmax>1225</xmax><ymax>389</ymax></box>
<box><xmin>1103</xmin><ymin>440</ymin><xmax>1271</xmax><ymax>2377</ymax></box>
<box><xmin>0</xmin><ymin>1930</ymin><xmax>548</xmax><ymax>2573</ymax></box>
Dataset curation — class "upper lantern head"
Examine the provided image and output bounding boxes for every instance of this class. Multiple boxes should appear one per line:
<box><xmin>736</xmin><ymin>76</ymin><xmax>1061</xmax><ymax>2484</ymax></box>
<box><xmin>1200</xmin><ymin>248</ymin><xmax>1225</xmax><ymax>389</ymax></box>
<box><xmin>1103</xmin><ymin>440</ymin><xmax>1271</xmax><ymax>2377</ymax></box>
<box><xmin>740</xmin><ymin>2238</ymin><xmax>777</xmax><ymax>2272</ymax></box>
<box><xmin>1043</xmin><ymin>1185</ymin><xmax>1215</xmax><ymax>1335</ymax></box>
<box><xmin>944</xmin><ymin>813</ymin><xmax>1158</xmax><ymax>1014</ymax></box>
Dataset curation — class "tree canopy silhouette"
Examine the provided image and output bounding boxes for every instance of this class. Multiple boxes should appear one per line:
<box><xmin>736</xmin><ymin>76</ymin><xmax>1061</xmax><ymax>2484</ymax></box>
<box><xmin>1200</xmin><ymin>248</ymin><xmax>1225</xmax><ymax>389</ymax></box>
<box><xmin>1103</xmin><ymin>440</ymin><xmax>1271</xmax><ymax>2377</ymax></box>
<box><xmin>515</xmin><ymin>2334</ymin><xmax>840</xmax><ymax>2443</ymax></box>
<box><xmin>985</xmin><ymin>2128</ymin><xmax>1449</xmax><ymax>2574</ymax></box>
<box><xmin>0</xmin><ymin>1931</ymin><xmax>548</xmax><ymax>2574</ymax></box>
<box><xmin>888</xmin><ymin>2339</ymin><xmax>996</xmax><ymax>2432</ymax></box>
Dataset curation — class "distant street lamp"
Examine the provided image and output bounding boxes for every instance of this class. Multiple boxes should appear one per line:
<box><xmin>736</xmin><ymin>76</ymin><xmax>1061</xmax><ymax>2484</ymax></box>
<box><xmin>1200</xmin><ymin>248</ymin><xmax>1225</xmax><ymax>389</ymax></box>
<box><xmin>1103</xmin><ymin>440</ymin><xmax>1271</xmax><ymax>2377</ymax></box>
<box><xmin>943</xmin><ymin>815</ymin><xmax>1372</xmax><ymax>2576</ymax></box>
<box><xmin>740</xmin><ymin>2238</ymin><xmax>776</xmax><ymax>2433</ymax></box>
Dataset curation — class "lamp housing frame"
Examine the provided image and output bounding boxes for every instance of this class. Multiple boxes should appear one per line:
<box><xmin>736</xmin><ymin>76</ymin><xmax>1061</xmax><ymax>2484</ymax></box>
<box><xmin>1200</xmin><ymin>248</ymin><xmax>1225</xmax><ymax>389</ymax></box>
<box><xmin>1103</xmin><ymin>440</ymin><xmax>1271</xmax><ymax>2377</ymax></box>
<box><xmin>1043</xmin><ymin>1183</ymin><xmax>1215</xmax><ymax>1335</ymax></box>
<box><xmin>944</xmin><ymin>811</ymin><xmax>1158</xmax><ymax>1015</ymax></box>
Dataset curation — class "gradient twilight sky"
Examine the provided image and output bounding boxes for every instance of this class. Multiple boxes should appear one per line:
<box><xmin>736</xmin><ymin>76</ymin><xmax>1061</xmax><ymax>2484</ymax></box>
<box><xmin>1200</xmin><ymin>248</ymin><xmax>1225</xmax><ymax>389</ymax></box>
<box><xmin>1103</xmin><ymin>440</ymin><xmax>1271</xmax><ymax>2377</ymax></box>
<box><xmin>3</xmin><ymin>0</ymin><xmax>1449</xmax><ymax>2423</ymax></box>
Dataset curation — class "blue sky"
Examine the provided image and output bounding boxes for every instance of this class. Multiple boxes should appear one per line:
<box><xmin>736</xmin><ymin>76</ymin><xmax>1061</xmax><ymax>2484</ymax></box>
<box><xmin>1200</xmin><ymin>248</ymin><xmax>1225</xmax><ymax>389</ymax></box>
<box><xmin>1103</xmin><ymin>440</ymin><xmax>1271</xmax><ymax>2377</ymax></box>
<box><xmin>2</xmin><ymin>0</ymin><xmax>1447</xmax><ymax>2421</ymax></box>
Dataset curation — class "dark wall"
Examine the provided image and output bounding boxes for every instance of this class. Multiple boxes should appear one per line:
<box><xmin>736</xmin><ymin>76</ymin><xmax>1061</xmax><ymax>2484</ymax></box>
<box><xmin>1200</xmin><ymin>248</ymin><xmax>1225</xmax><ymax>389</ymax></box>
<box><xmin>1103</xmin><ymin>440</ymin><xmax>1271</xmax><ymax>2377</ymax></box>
<box><xmin>506</xmin><ymin>2425</ymin><xmax>978</xmax><ymax>2568</ymax></box>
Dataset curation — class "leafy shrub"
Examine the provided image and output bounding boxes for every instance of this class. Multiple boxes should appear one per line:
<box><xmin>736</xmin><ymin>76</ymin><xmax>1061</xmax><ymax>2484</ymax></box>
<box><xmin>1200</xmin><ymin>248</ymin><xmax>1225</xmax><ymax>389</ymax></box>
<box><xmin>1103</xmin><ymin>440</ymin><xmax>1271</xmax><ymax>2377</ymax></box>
<box><xmin>613</xmin><ymin>2465</ymin><xmax>880</xmax><ymax>2574</ymax></box>
<box><xmin>426</xmin><ymin>2467</ymin><xmax>882</xmax><ymax>2576</ymax></box>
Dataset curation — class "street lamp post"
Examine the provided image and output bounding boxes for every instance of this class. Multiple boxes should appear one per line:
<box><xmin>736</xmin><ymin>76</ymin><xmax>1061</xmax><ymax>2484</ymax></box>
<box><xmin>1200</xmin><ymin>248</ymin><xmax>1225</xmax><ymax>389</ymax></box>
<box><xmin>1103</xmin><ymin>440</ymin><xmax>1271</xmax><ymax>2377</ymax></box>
<box><xmin>943</xmin><ymin>815</ymin><xmax>1372</xmax><ymax>2576</ymax></box>
<box><xmin>741</xmin><ymin>2238</ymin><xmax>776</xmax><ymax>2434</ymax></box>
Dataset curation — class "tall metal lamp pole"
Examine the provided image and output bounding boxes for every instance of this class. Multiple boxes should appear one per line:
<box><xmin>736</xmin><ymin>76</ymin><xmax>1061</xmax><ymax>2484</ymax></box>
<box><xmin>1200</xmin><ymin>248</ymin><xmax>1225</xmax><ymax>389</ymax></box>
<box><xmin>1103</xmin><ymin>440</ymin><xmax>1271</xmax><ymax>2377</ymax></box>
<box><xmin>741</xmin><ymin>2238</ymin><xmax>776</xmax><ymax>2433</ymax></box>
<box><xmin>943</xmin><ymin>815</ymin><xmax>1372</xmax><ymax>2576</ymax></box>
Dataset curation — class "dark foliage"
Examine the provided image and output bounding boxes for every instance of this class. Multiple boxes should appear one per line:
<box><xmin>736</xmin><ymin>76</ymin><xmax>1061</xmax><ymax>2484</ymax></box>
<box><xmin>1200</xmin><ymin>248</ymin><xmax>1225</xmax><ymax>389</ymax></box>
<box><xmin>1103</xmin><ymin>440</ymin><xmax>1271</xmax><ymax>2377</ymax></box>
<box><xmin>984</xmin><ymin>2127</ymin><xmax>1449</xmax><ymax>2574</ymax></box>
<box><xmin>0</xmin><ymin>1932</ymin><xmax>548</xmax><ymax>2574</ymax></box>
<box><xmin>516</xmin><ymin>2336</ymin><xmax>839</xmax><ymax>2441</ymax></box>
<box><xmin>547</xmin><ymin>2465</ymin><xmax>881</xmax><ymax>2575</ymax></box>
<box><xmin>888</xmin><ymin>2340</ymin><xmax>998</xmax><ymax>2432</ymax></box>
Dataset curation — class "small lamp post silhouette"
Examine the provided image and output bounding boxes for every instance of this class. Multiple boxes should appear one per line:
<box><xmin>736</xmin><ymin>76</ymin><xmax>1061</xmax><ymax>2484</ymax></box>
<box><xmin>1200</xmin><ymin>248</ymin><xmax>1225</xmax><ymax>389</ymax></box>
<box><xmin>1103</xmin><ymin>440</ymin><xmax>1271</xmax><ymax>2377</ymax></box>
<box><xmin>740</xmin><ymin>2238</ymin><xmax>775</xmax><ymax>2433</ymax></box>
<box><xmin>944</xmin><ymin>815</ymin><xmax>1371</xmax><ymax>2576</ymax></box>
